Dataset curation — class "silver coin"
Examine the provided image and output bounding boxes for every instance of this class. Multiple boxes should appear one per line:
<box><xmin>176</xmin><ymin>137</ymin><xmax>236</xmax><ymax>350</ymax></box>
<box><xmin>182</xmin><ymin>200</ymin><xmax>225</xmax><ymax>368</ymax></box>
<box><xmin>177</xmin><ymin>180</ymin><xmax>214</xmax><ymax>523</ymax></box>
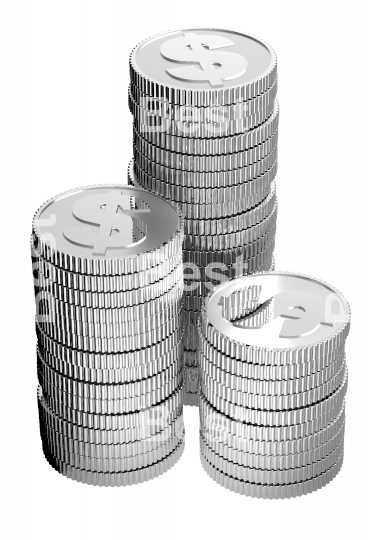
<box><xmin>38</xmin><ymin>293</ymin><xmax>183</xmax><ymax>325</ymax></box>
<box><xmin>200</xmin><ymin>422</ymin><xmax>345</xmax><ymax>470</ymax></box>
<box><xmin>183</xmin><ymin>232</ymin><xmax>276</xmax><ymax>266</ymax></box>
<box><xmin>200</xmin><ymin>392</ymin><xmax>346</xmax><ymax>442</ymax></box>
<box><xmin>38</xmin><ymin>307</ymin><xmax>182</xmax><ymax>339</ymax></box>
<box><xmin>133</xmin><ymin>160</ymin><xmax>277</xmax><ymax>205</ymax></box>
<box><xmin>32</xmin><ymin>243</ymin><xmax>182</xmax><ymax>292</ymax></box>
<box><xmin>38</xmin><ymin>384</ymin><xmax>184</xmax><ymax>434</ymax></box>
<box><xmin>201</xmin><ymin>403</ymin><xmax>346</xmax><ymax>452</ymax></box>
<box><xmin>134</xmin><ymin>101</ymin><xmax>279</xmax><ymax>155</ymax></box>
<box><xmin>183</xmin><ymin>184</ymin><xmax>277</xmax><ymax>234</ymax></box>
<box><xmin>130</xmin><ymin>28</ymin><xmax>277</xmax><ymax>105</ymax></box>
<box><xmin>37</xmin><ymin>325</ymin><xmax>183</xmax><ymax>370</ymax></box>
<box><xmin>200</xmin><ymin>436</ymin><xmax>344</xmax><ymax>485</ymax></box>
<box><xmin>132</xmin><ymin>97</ymin><xmax>275</xmax><ymax>137</ymax></box>
<box><xmin>200</xmin><ymin>354</ymin><xmax>346</xmax><ymax>395</ymax></box>
<box><xmin>201</xmin><ymin>271</ymin><xmax>351</xmax><ymax>364</ymax></box>
<box><xmin>200</xmin><ymin>448</ymin><xmax>343</xmax><ymax>499</ymax></box>
<box><xmin>34</xmin><ymin>262</ymin><xmax>183</xmax><ymax>308</ymax></box>
<box><xmin>36</xmin><ymin>312</ymin><xmax>182</xmax><ymax>353</ymax></box>
<box><xmin>38</xmin><ymin>341</ymin><xmax>182</xmax><ymax>384</ymax></box>
<box><xmin>183</xmin><ymin>204</ymin><xmax>277</xmax><ymax>251</ymax></box>
<box><xmin>32</xmin><ymin>185</ymin><xmax>183</xmax><ymax>276</ymax></box>
<box><xmin>40</xmin><ymin>413</ymin><xmax>184</xmax><ymax>458</ymax></box>
<box><xmin>41</xmin><ymin>374</ymin><xmax>183</xmax><ymax>415</ymax></box>
<box><xmin>200</xmin><ymin>344</ymin><xmax>345</xmax><ymax>382</ymax></box>
<box><xmin>133</xmin><ymin>130</ymin><xmax>278</xmax><ymax>173</ymax></box>
<box><xmin>42</xmin><ymin>438</ymin><xmax>185</xmax><ymax>486</ymax></box>
<box><xmin>131</xmin><ymin>156</ymin><xmax>277</xmax><ymax>196</ymax></box>
<box><xmin>130</xmin><ymin>80</ymin><xmax>277</xmax><ymax>122</ymax></box>
<box><xmin>37</xmin><ymin>350</ymin><xmax>182</xmax><ymax>400</ymax></box>
<box><xmin>200</xmin><ymin>362</ymin><xmax>347</xmax><ymax>409</ymax></box>
<box><xmin>42</xmin><ymin>430</ymin><xmax>184</xmax><ymax>473</ymax></box>
<box><xmin>200</xmin><ymin>369</ymin><xmax>347</xmax><ymax>427</ymax></box>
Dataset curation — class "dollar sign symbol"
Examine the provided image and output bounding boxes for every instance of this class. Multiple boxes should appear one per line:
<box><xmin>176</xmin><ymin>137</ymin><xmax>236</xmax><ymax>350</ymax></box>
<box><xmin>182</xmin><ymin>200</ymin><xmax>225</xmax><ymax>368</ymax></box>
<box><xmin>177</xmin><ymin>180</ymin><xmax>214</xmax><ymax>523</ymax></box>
<box><xmin>160</xmin><ymin>32</ymin><xmax>248</xmax><ymax>88</ymax></box>
<box><xmin>273</xmin><ymin>291</ymin><xmax>335</xmax><ymax>338</ymax></box>
<box><xmin>232</xmin><ymin>291</ymin><xmax>335</xmax><ymax>338</ymax></box>
<box><xmin>63</xmin><ymin>191</ymin><xmax>151</xmax><ymax>255</ymax></box>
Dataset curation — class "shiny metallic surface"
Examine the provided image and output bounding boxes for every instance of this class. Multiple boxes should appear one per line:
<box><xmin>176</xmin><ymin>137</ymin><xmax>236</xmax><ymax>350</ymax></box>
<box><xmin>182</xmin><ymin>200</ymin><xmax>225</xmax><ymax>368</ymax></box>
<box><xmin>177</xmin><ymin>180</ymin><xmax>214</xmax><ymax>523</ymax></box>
<box><xmin>32</xmin><ymin>185</ymin><xmax>183</xmax><ymax>276</ymax></box>
<box><xmin>33</xmin><ymin>185</ymin><xmax>180</xmax><ymax>261</ymax></box>
<box><xmin>132</xmin><ymin>161</ymin><xmax>278</xmax><ymax>204</ymax></box>
<box><xmin>31</xmin><ymin>185</ymin><xmax>185</xmax><ymax>484</ymax></box>
<box><xmin>201</xmin><ymin>424</ymin><xmax>345</xmax><ymax>470</ymax></box>
<box><xmin>36</xmin><ymin>326</ymin><xmax>184</xmax><ymax>370</ymax></box>
<box><xmin>131</xmin><ymin>98</ymin><xmax>275</xmax><ymax>137</ymax></box>
<box><xmin>130</xmin><ymin>28</ymin><xmax>277</xmax><ymax>104</ymax></box>
<box><xmin>131</xmin><ymin>156</ymin><xmax>278</xmax><ymax>190</ymax></box>
<box><xmin>43</xmin><ymin>438</ymin><xmax>185</xmax><ymax>487</ymax></box>
<box><xmin>136</xmin><ymin>100</ymin><xmax>279</xmax><ymax>154</ymax></box>
<box><xmin>134</xmin><ymin>131</ymin><xmax>278</xmax><ymax>172</ymax></box>
<box><xmin>128</xmin><ymin>28</ymin><xmax>279</xmax><ymax>405</ymax></box>
<box><xmin>199</xmin><ymin>393</ymin><xmax>346</xmax><ymax>441</ymax></box>
<box><xmin>201</xmin><ymin>435</ymin><xmax>344</xmax><ymax>484</ymax></box>
<box><xmin>203</xmin><ymin>272</ymin><xmax>350</xmax><ymax>351</ymax></box>
<box><xmin>30</xmin><ymin>28</ymin><xmax>351</xmax><ymax>501</ymax></box>
<box><xmin>200</xmin><ymin>370</ymin><xmax>347</xmax><ymax>426</ymax></box>
<box><xmin>197</xmin><ymin>271</ymin><xmax>350</xmax><ymax>498</ymax></box>
<box><xmin>38</xmin><ymin>384</ymin><xmax>184</xmax><ymax>431</ymax></box>
<box><xmin>32</xmin><ymin>242</ymin><xmax>182</xmax><ymax>292</ymax></box>
<box><xmin>129</xmin><ymin>80</ymin><xmax>278</xmax><ymax>122</ymax></box>
<box><xmin>200</xmin><ymin>450</ymin><xmax>344</xmax><ymax>499</ymax></box>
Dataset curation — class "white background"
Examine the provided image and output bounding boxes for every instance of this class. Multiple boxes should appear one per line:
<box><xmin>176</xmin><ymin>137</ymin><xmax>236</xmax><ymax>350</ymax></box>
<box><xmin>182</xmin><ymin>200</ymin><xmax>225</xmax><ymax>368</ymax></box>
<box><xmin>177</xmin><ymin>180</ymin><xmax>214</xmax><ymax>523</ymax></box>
<box><xmin>0</xmin><ymin>1</ymin><xmax>379</xmax><ymax>539</ymax></box>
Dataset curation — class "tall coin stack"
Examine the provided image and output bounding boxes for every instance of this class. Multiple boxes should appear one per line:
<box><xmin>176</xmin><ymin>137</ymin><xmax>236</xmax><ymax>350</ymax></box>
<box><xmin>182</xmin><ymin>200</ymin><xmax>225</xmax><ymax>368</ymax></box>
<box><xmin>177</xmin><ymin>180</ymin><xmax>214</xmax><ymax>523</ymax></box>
<box><xmin>128</xmin><ymin>28</ymin><xmax>279</xmax><ymax>405</ymax></box>
<box><xmin>31</xmin><ymin>185</ymin><xmax>185</xmax><ymax>486</ymax></box>
<box><xmin>198</xmin><ymin>272</ymin><xmax>350</xmax><ymax>498</ymax></box>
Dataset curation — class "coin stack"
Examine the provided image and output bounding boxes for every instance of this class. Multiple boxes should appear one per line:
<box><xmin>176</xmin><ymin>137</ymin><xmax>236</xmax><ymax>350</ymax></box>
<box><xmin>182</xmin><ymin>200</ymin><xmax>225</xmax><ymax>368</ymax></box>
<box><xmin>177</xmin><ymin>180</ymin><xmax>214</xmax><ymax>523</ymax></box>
<box><xmin>31</xmin><ymin>185</ymin><xmax>185</xmax><ymax>486</ymax></box>
<box><xmin>128</xmin><ymin>28</ymin><xmax>279</xmax><ymax>405</ymax></box>
<box><xmin>199</xmin><ymin>272</ymin><xmax>350</xmax><ymax>498</ymax></box>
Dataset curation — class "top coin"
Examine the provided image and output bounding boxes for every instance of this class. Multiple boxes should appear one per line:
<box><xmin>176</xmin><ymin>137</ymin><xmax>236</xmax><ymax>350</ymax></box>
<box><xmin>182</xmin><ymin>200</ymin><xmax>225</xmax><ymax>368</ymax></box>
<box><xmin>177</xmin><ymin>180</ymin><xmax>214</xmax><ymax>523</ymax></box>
<box><xmin>32</xmin><ymin>185</ymin><xmax>183</xmax><ymax>276</ymax></box>
<box><xmin>201</xmin><ymin>272</ymin><xmax>350</xmax><ymax>363</ymax></box>
<box><xmin>130</xmin><ymin>28</ymin><xmax>277</xmax><ymax>106</ymax></box>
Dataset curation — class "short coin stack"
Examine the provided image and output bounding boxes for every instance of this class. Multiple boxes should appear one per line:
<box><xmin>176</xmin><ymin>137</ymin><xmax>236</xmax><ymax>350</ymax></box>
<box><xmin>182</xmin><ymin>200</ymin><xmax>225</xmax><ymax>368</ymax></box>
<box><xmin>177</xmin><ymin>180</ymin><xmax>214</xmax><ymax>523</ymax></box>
<box><xmin>128</xmin><ymin>28</ymin><xmax>279</xmax><ymax>405</ymax></box>
<box><xmin>31</xmin><ymin>185</ymin><xmax>185</xmax><ymax>486</ymax></box>
<box><xmin>199</xmin><ymin>272</ymin><xmax>350</xmax><ymax>498</ymax></box>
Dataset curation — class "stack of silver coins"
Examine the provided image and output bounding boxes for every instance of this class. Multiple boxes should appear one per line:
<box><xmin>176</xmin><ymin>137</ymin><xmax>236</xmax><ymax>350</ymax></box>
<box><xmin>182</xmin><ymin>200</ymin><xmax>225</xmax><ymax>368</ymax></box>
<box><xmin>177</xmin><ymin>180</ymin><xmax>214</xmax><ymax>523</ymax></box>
<box><xmin>199</xmin><ymin>272</ymin><xmax>350</xmax><ymax>498</ymax></box>
<box><xmin>128</xmin><ymin>28</ymin><xmax>279</xmax><ymax>405</ymax></box>
<box><xmin>31</xmin><ymin>185</ymin><xmax>185</xmax><ymax>486</ymax></box>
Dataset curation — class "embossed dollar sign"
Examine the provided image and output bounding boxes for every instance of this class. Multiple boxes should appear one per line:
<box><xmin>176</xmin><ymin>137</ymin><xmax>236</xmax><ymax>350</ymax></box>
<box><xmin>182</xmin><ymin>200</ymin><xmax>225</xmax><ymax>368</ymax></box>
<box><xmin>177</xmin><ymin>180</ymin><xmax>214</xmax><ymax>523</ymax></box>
<box><xmin>160</xmin><ymin>32</ymin><xmax>248</xmax><ymax>88</ymax></box>
<box><xmin>231</xmin><ymin>290</ymin><xmax>335</xmax><ymax>338</ymax></box>
<box><xmin>63</xmin><ymin>191</ymin><xmax>151</xmax><ymax>255</ymax></box>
